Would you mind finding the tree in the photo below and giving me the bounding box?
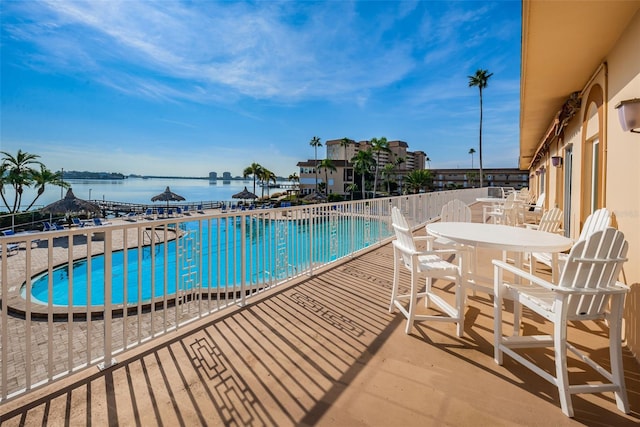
[318,158,336,196]
[381,163,395,195]
[25,165,69,211]
[309,136,322,194]
[242,162,263,196]
[258,167,276,198]
[394,157,405,195]
[345,183,359,201]
[468,68,493,187]
[370,137,390,198]
[404,169,432,194]
[1,149,43,212]
[351,149,375,199]
[469,148,476,169]
[339,137,351,163]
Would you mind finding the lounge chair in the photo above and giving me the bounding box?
[0,243,19,256]
[123,212,138,222]
[72,218,91,228]
[93,218,111,226]
[157,207,166,218]
[197,204,205,214]
[144,209,155,220]
[182,205,191,215]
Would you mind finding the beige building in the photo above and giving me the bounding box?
[520,1,640,360]
[298,139,427,196]
[431,168,528,190]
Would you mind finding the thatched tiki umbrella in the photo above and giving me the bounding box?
[151,186,185,207]
[232,186,258,204]
[42,188,101,216]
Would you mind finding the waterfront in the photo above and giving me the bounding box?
[7,177,288,211]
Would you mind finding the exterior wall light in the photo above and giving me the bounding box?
[551,156,563,167]
[615,98,640,133]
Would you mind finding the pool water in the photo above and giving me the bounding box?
[28,215,390,306]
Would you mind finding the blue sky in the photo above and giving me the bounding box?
[1,0,521,178]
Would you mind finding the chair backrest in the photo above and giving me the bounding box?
[2,230,15,237]
[440,199,471,223]
[578,208,611,242]
[531,193,545,212]
[93,218,103,226]
[503,192,517,209]
[559,227,628,318]
[535,207,562,233]
[72,218,82,226]
[391,207,416,268]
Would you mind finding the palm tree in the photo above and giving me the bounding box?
[394,157,405,194]
[1,149,43,212]
[351,149,375,199]
[242,162,263,196]
[318,158,336,196]
[345,183,358,201]
[469,148,476,168]
[258,167,276,198]
[25,165,69,211]
[381,163,395,195]
[340,137,351,163]
[370,137,390,198]
[309,136,322,194]
[468,68,493,187]
[404,169,432,194]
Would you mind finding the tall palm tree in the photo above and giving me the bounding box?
[345,183,358,201]
[381,163,395,195]
[258,167,277,198]
[25,165,69,211]
[394,157,405,195]
[339,137,351,163]
[468,68,493,187]
[351,149,375,199]
[242,162,263,196]
[309,136,322,194]
[1,149,43,212]
[468,148,476,168]
[370,137,390,198]
[318,158,336,196]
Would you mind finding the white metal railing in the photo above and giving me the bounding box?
[0,188,487,402]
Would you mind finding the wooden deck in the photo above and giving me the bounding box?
[1,203,638,426]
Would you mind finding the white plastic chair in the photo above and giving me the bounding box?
[483,192,519,225]
[524,193,546,223]
[524,207,562,234]
[530,208,610,280]
[389,207,465,337]
[433,199,472,248]
[493,227,629,417]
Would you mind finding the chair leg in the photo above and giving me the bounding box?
[493,265,504,365]
[553,316,573,417]
[609,297,630,413]
[455,276,464,337]
[389,249,400,313]
[405,268,419,334]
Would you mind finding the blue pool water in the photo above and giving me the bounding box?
[28,216,390,306]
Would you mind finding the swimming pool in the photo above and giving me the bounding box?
[27,215,391,306]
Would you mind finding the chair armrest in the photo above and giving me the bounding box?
[493,259,556,290]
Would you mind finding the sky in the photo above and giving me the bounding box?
[1,0,522,178]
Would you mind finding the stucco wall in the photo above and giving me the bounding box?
[604,10,640,358]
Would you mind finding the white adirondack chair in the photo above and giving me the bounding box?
[389,207,465,337]
[483,192,520,225]
[433,199,472,248]
[524,207,562,234]
[524,193,546,223]
[493,227,629,417]
[530,208,611,280]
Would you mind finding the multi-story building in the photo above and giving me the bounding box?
[430,168,529,191]
[298,139,427,197]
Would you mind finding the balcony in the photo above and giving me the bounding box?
[1,193,638,425]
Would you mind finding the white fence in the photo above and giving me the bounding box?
[0,188,487,402]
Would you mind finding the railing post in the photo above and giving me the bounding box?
[239,214,247,306]
[99,229,115,370]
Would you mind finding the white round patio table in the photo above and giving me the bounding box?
[427,222,573,286]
